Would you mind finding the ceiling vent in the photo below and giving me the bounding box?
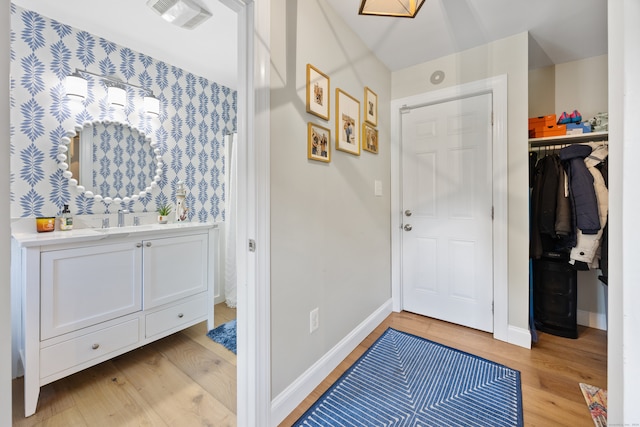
[146,0,212,30]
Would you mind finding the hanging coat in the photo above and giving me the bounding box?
[555,162,572,236]
[530,155,561,258]
[597,157,609,283]
[570,143,609,267]
[559,144,600,235]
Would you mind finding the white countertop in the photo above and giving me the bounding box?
[12,218,217,248]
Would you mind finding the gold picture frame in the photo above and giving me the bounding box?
[335,88,360,155]
[364,86,378,126]
[306,64,330,121]
[362,122,378,154]
[308,122,331,163]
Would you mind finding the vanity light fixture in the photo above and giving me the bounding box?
[66,69,162,116]
[107,84,127,107]
[358,0,426,18]
[144,95,160,116]
[64,72,88,100]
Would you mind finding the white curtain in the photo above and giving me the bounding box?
[224,132,237,308]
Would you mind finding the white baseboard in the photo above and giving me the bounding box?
[577,309,608,331]
[507,325,532,349]
[270,299,393,426]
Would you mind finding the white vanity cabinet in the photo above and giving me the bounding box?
[143,234,208,309]
[143,233,210,338]
[11,223,217,417]
[40,241,143,341]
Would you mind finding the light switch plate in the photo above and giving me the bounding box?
[374,180,383,197]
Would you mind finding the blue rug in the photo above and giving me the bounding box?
[294,328,523,426]
[206,319,236,354]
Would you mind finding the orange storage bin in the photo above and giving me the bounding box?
[530,124,566,138]
[528,115,557,130]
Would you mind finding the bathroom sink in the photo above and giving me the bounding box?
[95,224,157,233]
[93,221,213,236]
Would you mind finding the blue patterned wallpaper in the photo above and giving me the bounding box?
[10,4,236,221]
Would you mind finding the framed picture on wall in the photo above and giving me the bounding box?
[362,122,378,154]
[306,64,330,120]
[364,86,378,126]
[335,88,360,155]
[308,122,331,163]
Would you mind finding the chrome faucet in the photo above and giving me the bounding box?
[117,209,129,227]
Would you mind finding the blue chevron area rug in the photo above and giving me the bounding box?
[294,328,523,426]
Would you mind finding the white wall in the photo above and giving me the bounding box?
[528,55,609,330]
[392,33,531,331]
[556,55,608,120]
[1,1,12,424]
[270,0,392,397]
[528,67,555,117]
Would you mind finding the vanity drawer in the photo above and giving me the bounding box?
[40,319,139,379]
[145,296,207,338]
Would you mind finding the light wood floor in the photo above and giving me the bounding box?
[13,308,606,426]
[11,303,237,427]
[280,311,607,427]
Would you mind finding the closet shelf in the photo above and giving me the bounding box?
[529,131,608,148]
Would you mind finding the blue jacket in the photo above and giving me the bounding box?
[559,144,600,235]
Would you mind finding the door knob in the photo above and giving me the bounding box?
[404,224,412,231]
[404,210,412,217]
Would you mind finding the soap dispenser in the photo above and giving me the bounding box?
[59,204,73,231]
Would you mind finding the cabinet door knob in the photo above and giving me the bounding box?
[145,242,152,247]
[136,243,143,248]
[178,313,184,318]
[91,343,100,350]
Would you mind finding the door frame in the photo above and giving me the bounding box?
[390,76,510,344]
[221,0,271,425]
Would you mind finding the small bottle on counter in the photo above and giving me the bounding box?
[59,204,73,231]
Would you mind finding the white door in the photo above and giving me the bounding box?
[401,93,494,332]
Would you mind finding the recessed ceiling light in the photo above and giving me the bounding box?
[146,0,212,29]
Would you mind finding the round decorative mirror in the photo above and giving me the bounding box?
[57,120,163,205]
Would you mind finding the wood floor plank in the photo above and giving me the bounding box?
[63,360,168,427]
[151,332,237,413]
[110,339,236,427]
[180,321,237,367]
[35,407,88,427]
[214,303,237,326]
[12,377,77,427]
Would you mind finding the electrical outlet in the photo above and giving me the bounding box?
[310,308,319,333]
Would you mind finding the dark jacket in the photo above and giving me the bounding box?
[560,144,600,234]
[597,158,609,283]
[530,154,573,258]
[555,164,572,236]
